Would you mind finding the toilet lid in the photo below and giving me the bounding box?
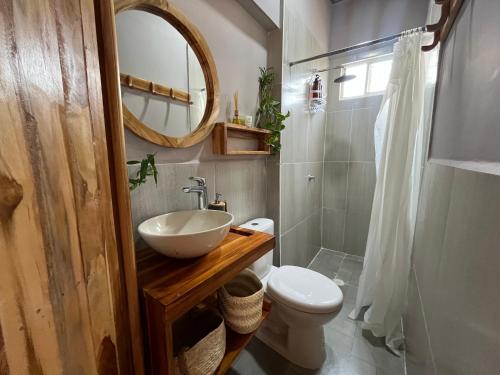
[267,266,343,314]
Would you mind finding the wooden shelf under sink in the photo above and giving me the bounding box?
[212,122,272,155]
[136,226,275,375]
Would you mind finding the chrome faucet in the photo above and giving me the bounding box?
[182,176,208,210]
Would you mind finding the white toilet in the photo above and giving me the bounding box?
[241,218,343,369]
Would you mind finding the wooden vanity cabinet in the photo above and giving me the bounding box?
[136,227,275,374]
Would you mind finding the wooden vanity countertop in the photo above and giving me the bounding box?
[136,226,275,319]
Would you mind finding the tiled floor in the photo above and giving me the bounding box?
[229,248,405,375]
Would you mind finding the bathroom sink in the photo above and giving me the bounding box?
[138,210,234,258]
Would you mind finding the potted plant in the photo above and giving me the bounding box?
[127,153,158,191]
[255,67,290,154]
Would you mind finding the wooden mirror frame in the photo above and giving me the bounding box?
[114,0,220,148]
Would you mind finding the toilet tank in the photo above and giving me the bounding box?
[240,218,274,279]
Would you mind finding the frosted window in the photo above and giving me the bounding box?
[341,64,367,99]
[340,54,393,100]
[367,60,392,93]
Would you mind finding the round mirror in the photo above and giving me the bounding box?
[115,1,219,147]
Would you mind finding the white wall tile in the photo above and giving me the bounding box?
[406,164,500,375]
[214,159,267,225]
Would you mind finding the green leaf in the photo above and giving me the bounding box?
[256,66,290,153]
[139,160,148,180]
[127,153,160,190]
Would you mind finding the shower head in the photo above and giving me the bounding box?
[334,74,357,84]
[333,66,356,84]
[312,66,357,84]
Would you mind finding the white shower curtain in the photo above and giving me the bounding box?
[349,31,428,353]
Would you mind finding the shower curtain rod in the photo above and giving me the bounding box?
[289,26,427,67]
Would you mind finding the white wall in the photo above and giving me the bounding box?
[405,1,500,374]
[125,0,268,164]
[253,0,280,27]
[330,0,428,51]
[236,0,281,30]
[429,0,500,175]
[126,0,272,244]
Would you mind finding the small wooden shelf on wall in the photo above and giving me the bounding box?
[213,122,272,155]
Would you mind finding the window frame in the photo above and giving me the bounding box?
[339,53,393,101]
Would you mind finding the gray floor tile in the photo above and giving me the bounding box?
[230,250,403,375]
[327,303,358,337]
[290,351,379,375]
[336,256,364,286]
[336,267,352,285]
[333,355,378,375]
[341,256,364,272]
[351,330,405,374]
[229,338,291,375]
[325,327,355,355]
[286,347,340,375]
[339,284,358,305]
[320,248,345,257]
[348,273,362,287]
[308,250,345,278]
[346,254,364,262]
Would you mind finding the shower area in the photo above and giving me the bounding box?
[320,50,389,259]
[279,22,394,269]
[278,0,435,355]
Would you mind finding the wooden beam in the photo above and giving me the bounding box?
[95,0,146,374]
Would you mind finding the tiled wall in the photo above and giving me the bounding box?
[404,164,500,374]
[322,0,428,259]
[321,50,386,257]
[129,159,267,242]
[279,0,332,267]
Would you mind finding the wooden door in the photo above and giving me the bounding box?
[0,0,135,373]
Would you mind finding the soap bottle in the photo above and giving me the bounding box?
[311,74,322,99]
[208,193,227,212]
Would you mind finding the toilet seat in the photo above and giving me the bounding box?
[267,266,343,314]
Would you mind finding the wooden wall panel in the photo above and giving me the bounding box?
[0,0,133,374]
[93,0,145,373]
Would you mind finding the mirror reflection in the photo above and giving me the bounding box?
[116,10,207,138]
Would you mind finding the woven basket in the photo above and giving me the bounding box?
[218,268,264,334]
[173,307,226,375]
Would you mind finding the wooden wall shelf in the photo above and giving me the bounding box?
[213,122,272,155]
[136,226,275,374]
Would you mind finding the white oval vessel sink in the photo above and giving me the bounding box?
[138,210,234,258]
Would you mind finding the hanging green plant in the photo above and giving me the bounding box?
[127,153,158,191]
[255,67,290,154]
